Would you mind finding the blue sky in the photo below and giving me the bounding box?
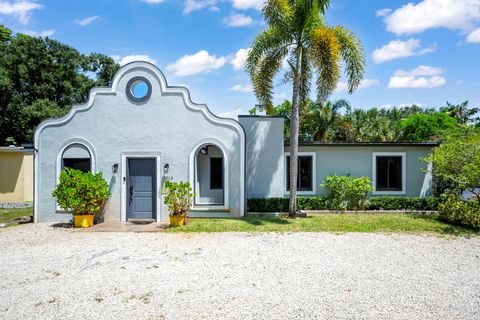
[0,0,479,118]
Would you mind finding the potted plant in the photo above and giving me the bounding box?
[163,180,195,227]
[52,168,110,228]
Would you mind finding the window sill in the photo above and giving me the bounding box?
[372,190,406,196]
[190,206,230,212]
[284,190,316,196]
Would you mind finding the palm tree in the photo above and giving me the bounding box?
[441,100,479,125]
[302,99,350,142]
[246,0,365,217]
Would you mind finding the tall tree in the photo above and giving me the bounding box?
[440,100,479,125]
[0,25,119,144]
[302,99,349,141]
[246,0,365,217]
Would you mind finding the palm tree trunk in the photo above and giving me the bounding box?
[288,48,303,218]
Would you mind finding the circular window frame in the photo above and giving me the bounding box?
[126,76,152,103]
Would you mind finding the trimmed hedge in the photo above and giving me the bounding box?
[247,196,439,212]
[367,196,439,211]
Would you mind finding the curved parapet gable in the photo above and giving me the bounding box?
[34,61,244,147]
[34,61,246,222]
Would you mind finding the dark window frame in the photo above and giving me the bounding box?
[62,158,92,173]
[375,155,403,192]
[210,157,224,190]
[286,155,313,192]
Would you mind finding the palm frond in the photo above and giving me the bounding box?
[309,26,341,102]
[263,0,293,31]
[251,47,288,112]
[333,26,366,93]
[246,27,290,75]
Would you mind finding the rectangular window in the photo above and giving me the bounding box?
[286,156,313,191]
[62,158,91,173]
[376,156,402,191]
[210,157,223,189]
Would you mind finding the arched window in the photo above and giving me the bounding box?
[61,144,92,173]
[194,144,225,205]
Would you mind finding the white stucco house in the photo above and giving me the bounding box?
[34,61,437,223]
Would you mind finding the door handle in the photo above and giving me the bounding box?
[129,185,133,203]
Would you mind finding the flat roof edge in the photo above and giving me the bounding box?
[238,115,285,119]
[285,142,441,147]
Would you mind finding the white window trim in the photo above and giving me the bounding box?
[284,152,317,196]
[372,152,406,196]
[189,139,230,211]
[121,152,162,223]
[55,140,96,212]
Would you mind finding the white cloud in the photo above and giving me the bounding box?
[166,50,226,76]
[111,54,157,66]
[218,108,246,119]
[230,47,250,70]
[388,65,446,89]
[183,0,218,14]
[222,13,254,27]
[140,0,165,4]
[375,8,392,17]
[383,0,480,36]
[22,29,54,37]
[372,39,435,64]
[0,0,43,24]
[232,0,263,10]
[74,15,99,26]
[336,78,380,91]
[229,84,253,92]
[467,27,480,43]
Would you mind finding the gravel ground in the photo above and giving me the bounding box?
[1,224,479,320]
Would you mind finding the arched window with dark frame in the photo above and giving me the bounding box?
[194,144,225,206]
[61,144,92,173]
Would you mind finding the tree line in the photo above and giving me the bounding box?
[0,25,119,145]
[250,99,480,143]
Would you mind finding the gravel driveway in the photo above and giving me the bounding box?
[1,224,479,320]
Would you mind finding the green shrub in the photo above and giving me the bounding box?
[297,197,327,210]
[247,196,439,212]
[52,168,110,215]
[367,197,439,211]
[163,180,195,216]
[321,175,374,211]
[247,198,289,212]
[438,192,480,228]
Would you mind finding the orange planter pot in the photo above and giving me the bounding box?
[169,215,186,227]
[73,215,95,228]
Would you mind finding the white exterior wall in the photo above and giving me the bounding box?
[34,62,245,222]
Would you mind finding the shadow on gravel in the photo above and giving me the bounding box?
[50,222,73,229]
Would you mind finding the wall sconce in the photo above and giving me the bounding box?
[163,163,169,174]
[112,163,118,173]
[200,146,208,155]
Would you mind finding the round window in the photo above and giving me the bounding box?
[126,76,152,102]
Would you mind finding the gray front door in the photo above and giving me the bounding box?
[127,158,156,220]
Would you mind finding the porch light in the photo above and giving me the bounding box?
[163,163,169,174]
[112,163,118,173]
[200,146,208,155]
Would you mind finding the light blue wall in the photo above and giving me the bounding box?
[284,145,433,197]
[239,116,285,198]
[34,62,245,222]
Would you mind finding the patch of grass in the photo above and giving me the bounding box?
[0,207,33,225]
[164,214,479,236]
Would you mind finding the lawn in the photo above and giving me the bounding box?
[0,207,33,226]
[165,214,479,236]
